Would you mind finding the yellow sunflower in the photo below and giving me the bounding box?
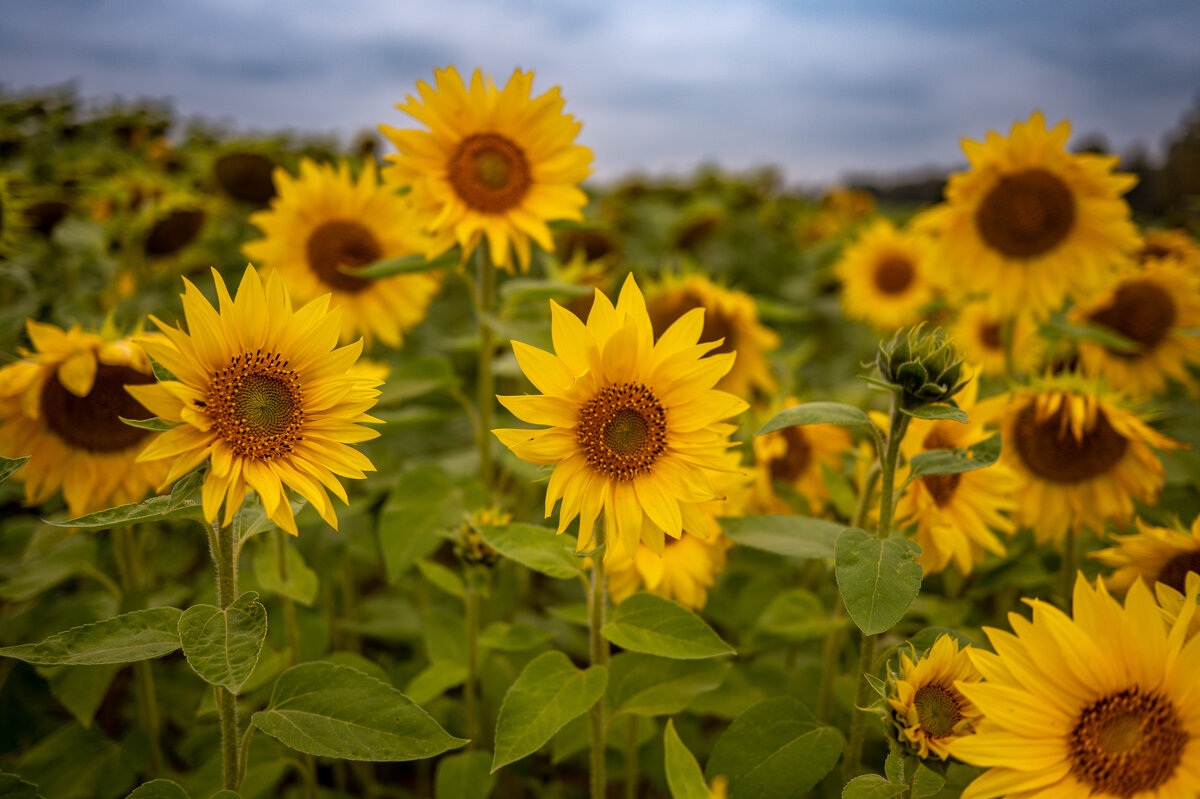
[950,575,1200,799]
[0,320,168,516]
[644,273,780,400]
[835,218,936,331]
[493,275,748,561]
[243,158,442,348]
[915,111,1140,318]
[887,634,983,760]
[796,186,876,245]
[951,302,1041,377]
[987,381,1180,546]
[1072,255,1200,398]
[129,266,381,535]
[752,396,853,515]
[380,66,593,273]
[1141,228,1200,272]
[1156,573,1200,642]
[1093,515,1200,594]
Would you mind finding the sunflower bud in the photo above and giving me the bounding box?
[876,325,967,408]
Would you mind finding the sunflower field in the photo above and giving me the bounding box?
[1,69,1200,799]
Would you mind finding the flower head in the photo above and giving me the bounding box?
[887,634,983,760]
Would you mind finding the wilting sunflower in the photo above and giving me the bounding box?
[0,320,168,516]
[915,112,1139,318]
[887,634,983,760]
[380,66,593,273]
[752,396,853,515]
[244,158,442,348]
[835,218,936,331]
[950,575,1200,799]
[951,302,1041,377]
[1071,256,1200,398]
[130,266,381,535]
[988,380,1180,546]
[493,275,748,560]
[1093,515,1200,594]
[645,273,780,400]
[1141,228,1200,272]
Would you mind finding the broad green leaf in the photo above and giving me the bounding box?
[841,775,907,799]
[252,661,466,761]
[911,763,946,798]
[719,515,843,560]
[0,771,40,799]
[378,356,459,403]
[435,751,496,799]
[353,249,458,279]
[835,528,923,635]
[178,592,268,694]
[209,793,240,799]
[16,723,127,799]
[475,523,582,579]
[491,651,608,771]
[1047,318,1140,353]
[0,608,182,665]
[417,559,466,599]
[903,434,1001,483]
[479,622,553,652]
[166,467,204,509]
[0,455,29,484]
[899,404,968,423]
[884,752,904,784]
[705,697,843,798]
[46,495,205,530]
[609,654,729,717]
[125,780,191,798]
[753,589,845,642]
[757,401,876,435]
[378,466,459,581]
[821,461,858,520]
[663,719,710,799]
[499,278,594,305]
[550,714,656,764]
[252,542,318,606]
[405,661,469,705]
[602,593,734,659]
[118,416,175,432]
[44,663,121,727]
[0,533,99,602]
[324,651,389,684]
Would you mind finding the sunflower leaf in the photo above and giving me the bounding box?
[1046,318,1140,354]
[177,591,268,694]
[252,540,318,606]
[0,772,42,799]
[118,416,175,432]
[124,779,192,798]
[899,404,968,423]
[663,719,711,799]
[0,454,29,485]
[899,434,1001,496]
[841,774,907,799]
[474,523,582,579]
[608,653,730,717]
[719,515,844,560]
[352,250,459,279]
[602,593,734,659]
[756,401,876,435]
[45,494,206,530]
[835,529,923,636]
[435,751,496,799]
[0,607,183,665]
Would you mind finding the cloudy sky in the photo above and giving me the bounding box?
[2,0,1198,185]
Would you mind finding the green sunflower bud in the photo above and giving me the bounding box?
[876,325,967,408]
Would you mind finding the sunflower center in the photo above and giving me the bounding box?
[979,322,1003,351]
[919,430,962,506]
[874,255,915,295]
[649,290,736,355]
[914,683,963,739]
[1087,281,1177,357]
[214,152,276,206]
[39,364,155,453]
[577,383,667,481]
[1068,687,1187,798]
[975,168,1076,259]
[769,426,812,483]
[305,220,381,294]
[144,209,206,257]
[207,352,304,460]
[448,133,531,213]
[1013,403,1128,483]
[1157,549,1200,593]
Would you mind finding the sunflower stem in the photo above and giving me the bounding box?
[476,246,496,503]
[814,598,848,724]
[213,520,241,792]
[1002,316,1018,381]
[588,529,610,799]
[623,714,639,799]
[1061,527,1077,606]
[464,578,481,748]
[273,528,318,799]
[112,527,165,775]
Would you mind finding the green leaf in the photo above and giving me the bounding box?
[209,792,240,799]
[1047,318,1140,353]
[252,541,318,606]
[719,515,843,560]
[753,589,846,642]
[352,249,459,279]
[378,466,459,582]
[0,455,30,485]
[44,663,121,727]
[479,622,553,652]
[166,467,204,509]
[602,593,734,659]
[757,401,876,435]
[705,697,843,798]
[835,529,923,636]
[435,751,496,799]
[474,523,582,579]
[0,608,183,665]
[609,654,729,717]
[178,592,268,694]
[378,357,459,403]
[821,461,858,520]
[232,494,276,547]
[491,651,608,771]
[499,278,595,305]
[416,559,466,599]
[125,780,191,799]
[899,404,968,423]
[663,719,710,799]
[404,661,469,705]
[884,752,904,784]
[118,416,175,432]
[0,771,41,799]
[45,495,205,530]
[841,775,907,799]
[252,661,467,761]
[904,433,1001,482]
[911,763,946,798]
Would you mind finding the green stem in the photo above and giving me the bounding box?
[1061,528,1077,606]
[213,521,240,792]
[841,632,878,783]
[476,247,496,503]
[1002,316,1017,382]
[623,715,639,799]
[113,528,165,775]
[273,529,302,665]
[464,579,481,748]
[589,527,610,799]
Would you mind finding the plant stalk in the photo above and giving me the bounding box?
[213,521,240,792]
[112,527,165,775]
[272,528,317,799]
[476,247,496,502]
[588,528,610,799]
[465,579,481,748]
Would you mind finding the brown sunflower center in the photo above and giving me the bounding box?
[1087,281,1177,357]
[1013,403,1128,483]
[874,255,916,295]
[305,220,381,294]
[40,363,156,453]
[979,321,1003,351]
[769,426,812,483]
[214,152,276,206]
[207,352,304,460]
[557,229,618,263]
[920,429,962,506]
[975,168,1076,259]
[914,683,963,738]
[448,133,531,213]
[144,209,206,257]
[577,383,667,481]
[1068,687,1187,798]
[648,290,736,356]
[1157,549,1200,593]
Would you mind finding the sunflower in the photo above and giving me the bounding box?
[1093,516,1200,594]
[644,273,780,400]
[950,575,1200,799]
[835,218,936,331]
[796,186,876,245]
[0,320,168,516]
[129,266,381,535]
[951,302,1041,378]
[1156,573,1200,642]
[752,396,853,515]
[243,158,442,348]
[493,275,748,561]
[1140,228,1200,272]
[914,112,1140,318]
[1071,255,1200,398]
[380,66,593,273]
[989,381,1180,546]
[887,634,983,760]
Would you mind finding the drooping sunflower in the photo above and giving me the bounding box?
[1093,515,1200,594]
[950,575,1200,799]
[493,275,748,561]
[1071,255,1200,398]
[380,66,593,273]
[950,302,1041,378]
[1141,228,1200,272]
[835,218,936,331]
[914,112,1140,318]
[644,273,780,400]
[887,634,983,760]
[752,396,853,515]
[130,266,381,535]
[0,320,168,516]
[243,158,442,348]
